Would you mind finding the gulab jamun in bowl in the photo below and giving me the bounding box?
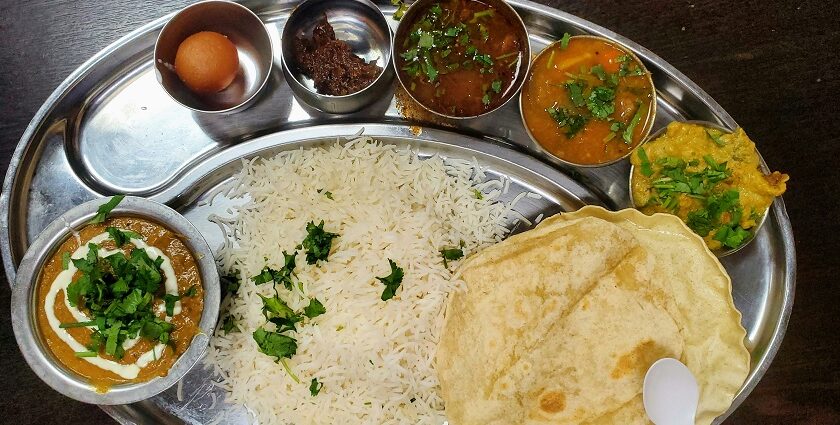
[154,0,272,113]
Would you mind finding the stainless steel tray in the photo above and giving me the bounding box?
[0,1,795,423]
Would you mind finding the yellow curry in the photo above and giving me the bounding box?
[630,122,788,250]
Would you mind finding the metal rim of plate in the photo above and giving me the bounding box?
[0,1,795,424]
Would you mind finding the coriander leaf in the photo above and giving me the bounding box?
[560,32,571,49]
[705,129,726,146]
[482,93,491,105]
[184,284,198,297]
[400,48,418,61]
[418,33,434,48]
[686,209,715,236]
[440,248,464,268]
[221,315,239,334]
[565,81,586,107]
[253,327,298,361]
[637,147,654,177]
[302,221,339,265]
[393,1,408,20]
[547,106,588,138]
[491,80,502,93]
[90,195,125,224]
[106,227,141,247]
[473,189,483,199]
[622,104,644,144]
[590,64,607,81]
[303,298,326,319]
[221,271,241,294]
[259,294,296,321]
[377,259,404,301]
[309,378,323,396]
[163,293,180,316]
[586,86,616,120]
[61,252,71,270]
[423,56,438,82]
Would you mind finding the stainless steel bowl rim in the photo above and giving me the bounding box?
[10,196,220,405]
[519,34,658,167]
[153,0,273,114]
[279,0,394,103]
[392,0,532,120]
[627,120,771,257]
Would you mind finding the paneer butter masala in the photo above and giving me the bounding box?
[36,215,203,391]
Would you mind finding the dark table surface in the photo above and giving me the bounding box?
[1,0,838,423]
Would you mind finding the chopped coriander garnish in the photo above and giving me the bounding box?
[63,241,173,359]
[392,0,408,20]
[705,129,726,146]
[637,147,654,177]
[184,284,198,297]
[491,80,502,93]
[547,105,588,138]
[377,259,404,301]
[221,315,239,334]
[590,64,607,81]
[586,86,616,120]
[90,195,125,224]
[440,248,464,268]
[301,221,339,265]
[252,327,297,362]
[303,298,326,319]
[61,252,71,270]
[74,351,98,358]
[309,378,323,396]
[560,32,571,49]
[482,93,491,105]
[163,293,180,316]
[106,226,141,247]
[221,271,241,295]
[622,104,645,144]
[565,81,586,107]
[59,320,96,329]
[473,189,483,199]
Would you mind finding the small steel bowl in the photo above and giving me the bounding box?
[520,35,657,168]
[628,120,771,257]
[11,196,220,404]
[154,0,273,114]
[280,0,394,114]
[393,0,530,120]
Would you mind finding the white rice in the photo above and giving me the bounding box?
[206,138,513,424]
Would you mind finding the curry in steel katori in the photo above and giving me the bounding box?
[631,122,789,251]
[436,206,750,425]
[36,197,203,391]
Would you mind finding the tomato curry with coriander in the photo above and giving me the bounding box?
[35,196,203,391]
[521,35,656,165]
[396,0,526,117]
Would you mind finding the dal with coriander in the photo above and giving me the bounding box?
[630,122,789,251]
[521,36,655,165]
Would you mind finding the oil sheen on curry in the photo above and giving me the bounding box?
[522,36,656,165]
[396,0,526,117]
[36,216,203,391]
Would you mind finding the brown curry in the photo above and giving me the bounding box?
[36,216,203,391]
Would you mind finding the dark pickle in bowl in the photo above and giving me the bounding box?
[396,0,526,117]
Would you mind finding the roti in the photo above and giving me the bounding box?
[436,206,750,425]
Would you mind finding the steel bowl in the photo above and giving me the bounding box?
[628,120,771,257]
[520,35,657,168]
[10,196,220,404]
[280,0,394,114]
[154,0,273,114]
[393,0,530,120]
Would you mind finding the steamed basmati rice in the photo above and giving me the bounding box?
[206,138,514,424]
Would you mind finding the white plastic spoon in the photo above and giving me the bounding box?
[643,358,699,425]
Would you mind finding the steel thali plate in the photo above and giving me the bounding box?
[0,1,795,423]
